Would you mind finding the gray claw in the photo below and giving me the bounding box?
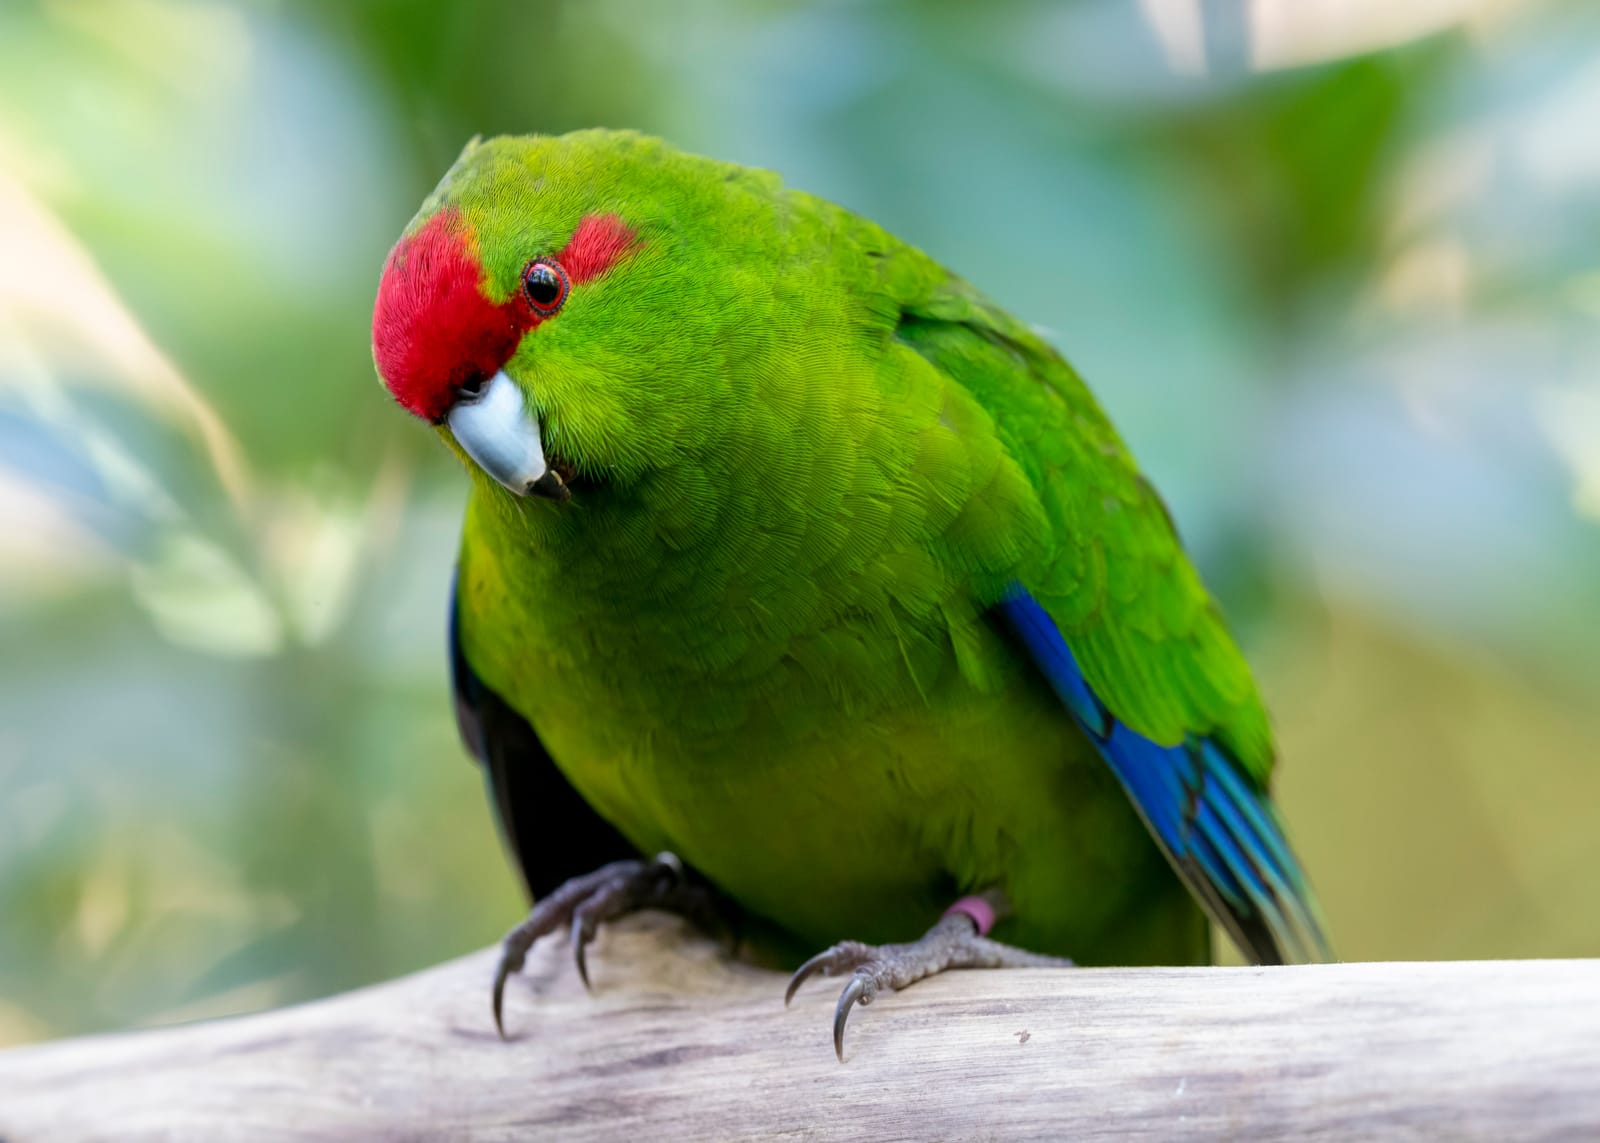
[784,949,831,1007]
[492,853,718,1036]
[492,957,512,1039]
[492,941,530,1039]
[789,908,1073,1063]
[832,975,871,1061]
[784,940,873,1007]
[571,919,593,991]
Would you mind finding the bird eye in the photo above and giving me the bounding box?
[457,371,487,398]
[521,259,570,316]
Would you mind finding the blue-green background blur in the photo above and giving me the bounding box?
[3,0,1598,1045]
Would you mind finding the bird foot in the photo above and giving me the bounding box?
[492,852,721,1036]
[785,905,1073,1061]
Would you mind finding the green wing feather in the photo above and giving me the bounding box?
[890,268,1274,783]
[857,247,1326,961]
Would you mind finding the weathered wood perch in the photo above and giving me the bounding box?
[1,915,1596,1141]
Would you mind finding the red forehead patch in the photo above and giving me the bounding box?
[372,209,525,422]
[372,209,639,422]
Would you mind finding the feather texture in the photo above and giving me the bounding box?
[381,130,1328,967]
[449,572,637,900]
[995,587,1328,963]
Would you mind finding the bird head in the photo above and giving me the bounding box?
[372,132,743,504]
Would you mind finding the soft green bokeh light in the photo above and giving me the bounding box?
[2,0,1597,1045]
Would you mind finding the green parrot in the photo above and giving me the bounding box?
[372,129,1327,1059]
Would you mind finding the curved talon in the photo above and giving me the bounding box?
[784,949,832,1007]
[832,975,870,1061]
[490,852,719,1035]
[571,916,593,991]
[789,899,1070,1062]
[784,940,873,1008]
[492,953,517,1039]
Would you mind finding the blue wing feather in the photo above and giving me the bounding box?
[995,586,1329,964]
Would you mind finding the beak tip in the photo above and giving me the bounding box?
[448,369,561,500]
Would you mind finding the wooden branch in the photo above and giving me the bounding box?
[1,915,1596,1141]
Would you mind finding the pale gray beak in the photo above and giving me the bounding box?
[446,370,569,500]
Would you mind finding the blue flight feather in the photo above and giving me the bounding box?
[995,586,1329,964]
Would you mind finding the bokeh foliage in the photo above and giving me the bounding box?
[2,0,1598,1044]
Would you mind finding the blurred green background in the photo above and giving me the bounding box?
[3,0,1599,1046]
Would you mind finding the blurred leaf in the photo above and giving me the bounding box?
[2,0,1598,1047]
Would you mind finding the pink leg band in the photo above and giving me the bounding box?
[943,895,996,936]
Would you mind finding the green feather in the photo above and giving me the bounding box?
[409,129,1316,966]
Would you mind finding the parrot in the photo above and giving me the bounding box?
[370,129,1328,1060]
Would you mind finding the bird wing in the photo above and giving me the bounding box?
[892,270,1329,964]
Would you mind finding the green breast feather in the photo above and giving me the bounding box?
[381,130,1325,968]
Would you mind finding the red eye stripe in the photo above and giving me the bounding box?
[372,209,640,422]
[557,213,639,284]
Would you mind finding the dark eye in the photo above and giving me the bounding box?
[521,259,570,316]
[457,371,487,397]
